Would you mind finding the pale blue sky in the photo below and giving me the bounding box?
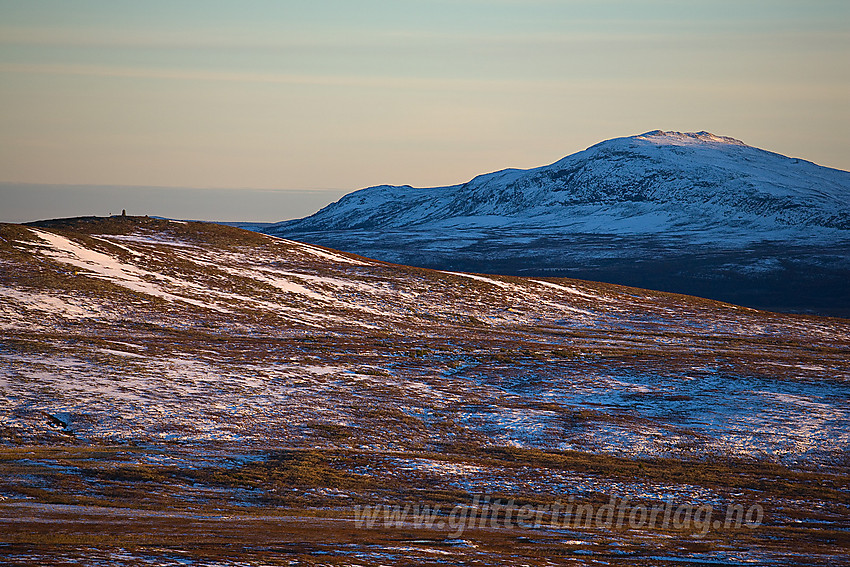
[1,0,848,221]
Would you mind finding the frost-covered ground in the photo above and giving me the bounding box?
[0,217,848,565]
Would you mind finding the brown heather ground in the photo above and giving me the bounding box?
[0,217,848,565]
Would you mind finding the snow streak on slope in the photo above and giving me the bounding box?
[27,228,229,313]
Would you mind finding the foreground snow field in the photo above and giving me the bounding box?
[1,217,848,565]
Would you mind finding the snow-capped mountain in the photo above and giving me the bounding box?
[274,131,850,234]
[264,131,850,317]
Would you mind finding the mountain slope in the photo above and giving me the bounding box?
[279,131,850,234]
[1,217,849,565]
[265,131,850,317]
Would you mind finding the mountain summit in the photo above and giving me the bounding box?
[275,130,849,236]
[263,131,850,316]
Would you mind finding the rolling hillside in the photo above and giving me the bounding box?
[1,216,848,565]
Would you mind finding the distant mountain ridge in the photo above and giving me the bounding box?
[275,130,850,236]
[262,131,850,317]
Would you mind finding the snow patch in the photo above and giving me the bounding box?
[27,228,229,313]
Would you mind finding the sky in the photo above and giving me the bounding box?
[1,0,848,222]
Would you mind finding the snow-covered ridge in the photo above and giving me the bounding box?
[635,130,748,146]
[269,130,850,235]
